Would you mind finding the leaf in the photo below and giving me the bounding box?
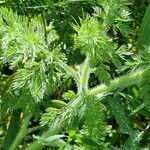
[83,96,106,145]
[140,69,150,111]
[40,107,59,127]
[62,90,77,101]
[45,135,66,142]
[137,4,150,50]
[108,97,133,134]
[122,137,139,150]
[129,103,145,117]
[111,54,122,69]
[51,100,67,106]
[121,131,144,150]
[0,1,5,4]
[96,64,111,85]
[47,139,66,147]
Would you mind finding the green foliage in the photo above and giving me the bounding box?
[83,96,107,149]
[108,96,133,134]
[95,64,111,85]
[1,0,150,150]
[138,4,150,50]
[74,17,112,55]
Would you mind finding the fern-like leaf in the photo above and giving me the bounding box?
[83,95,107,149]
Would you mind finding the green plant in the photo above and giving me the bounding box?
[1,0,150,150]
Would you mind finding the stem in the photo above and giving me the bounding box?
[3,109,21,150]
[27,126,41,134]
[89,69,144,96]
[79,55,90,94]
[9,114,32,150]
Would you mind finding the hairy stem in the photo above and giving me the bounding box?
[89,69,145,96]
[79,55,90,94]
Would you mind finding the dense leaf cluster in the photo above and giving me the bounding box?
[1,0,150,150]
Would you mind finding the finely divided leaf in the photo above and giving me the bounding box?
[108,97,133,134]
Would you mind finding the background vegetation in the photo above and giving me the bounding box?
[1,0,150,149]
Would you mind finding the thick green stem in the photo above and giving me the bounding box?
[3,109,21,150]
[89,70,145,96]
[9,114,32,150]
[79,55,90,94]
